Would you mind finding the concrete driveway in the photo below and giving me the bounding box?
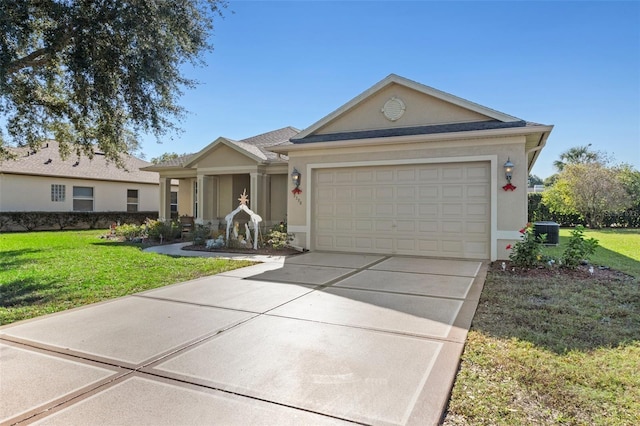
[0,252,487,425]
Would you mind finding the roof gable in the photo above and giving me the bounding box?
[185,137,265,168]
[293,74,522,142]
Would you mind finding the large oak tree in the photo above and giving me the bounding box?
[0,0,225,166]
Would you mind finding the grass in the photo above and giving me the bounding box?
[0,230,254,325]
[544,228,640,277]
[445,228,640,425]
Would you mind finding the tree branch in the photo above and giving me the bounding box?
[6,48,54,75]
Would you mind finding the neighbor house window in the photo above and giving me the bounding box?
[127,189,139,212]
[73,186,94,211]
[170,191,178,213]
[51,184,65,202]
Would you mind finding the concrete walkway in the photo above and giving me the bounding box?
[1,248,487,425]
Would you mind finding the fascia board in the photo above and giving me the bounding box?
[270,125,554,154]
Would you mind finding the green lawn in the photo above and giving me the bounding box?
[445,228,640,425]
[545,228,640,277]
[0,230,254,325]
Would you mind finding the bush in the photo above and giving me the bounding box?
[265,222,294,249]
[114,223,143,240]
[507,224,546,268]
[144,218,180,242]
[191,224,212,245]
[561,225,599,268]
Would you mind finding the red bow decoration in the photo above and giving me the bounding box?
[292,188,302,195]
[502,183,517,191]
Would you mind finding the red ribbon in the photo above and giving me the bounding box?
[502,183,517,191]
[292,187,302,195]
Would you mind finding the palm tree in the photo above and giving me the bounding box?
[553,144,601,171]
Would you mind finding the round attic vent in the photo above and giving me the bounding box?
[381,97,406,121]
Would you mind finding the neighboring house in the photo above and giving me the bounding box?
[142,126,297,228]
[0,140,177,213]
[146,74,554,260]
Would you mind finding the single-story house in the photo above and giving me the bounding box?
[145,74,553,260]
[0,140,177,213]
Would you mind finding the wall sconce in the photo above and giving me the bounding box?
[291,168,302,195]
[502,158,516,191]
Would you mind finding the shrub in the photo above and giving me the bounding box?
[561,225,599,268]
[265,222,294,249]
[507,224,547,268]
[115,223,143,240]
[191,224,212,245]
[144,218,180,242]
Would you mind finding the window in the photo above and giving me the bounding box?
[51,184,65,202]
[73,186,94,211]
[170,191,178,213]
[193,181,198,218]
[127,189,139,212]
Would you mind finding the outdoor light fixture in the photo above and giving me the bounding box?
[503,158,516,191]
[291,168,302,195]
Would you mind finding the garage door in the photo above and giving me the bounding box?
[313,162,490,259]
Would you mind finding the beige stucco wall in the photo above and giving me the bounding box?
[193,144,257,169]
[317,83,491,135]
[0,173,160,212]
[269,174,288,223]
[285,134,529,260]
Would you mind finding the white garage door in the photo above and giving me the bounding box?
[313,162,490,259]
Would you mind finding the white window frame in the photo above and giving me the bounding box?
[51,184,66,202]
[127,189,139,212]
[72,186,94,211]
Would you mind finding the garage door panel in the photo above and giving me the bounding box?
[376,204,394,216]
[397,169,417,181]
[397,187,416,199]
[443,185,463,198]
[375,170,394,182]
[467,204,489,216]
[396,221,416,232]
[375,187,394,200]
[396,239,416,251]
[442,204,463,216]
[396,204,415,216]
[313,162,490,259]
[467,185,489,198]
[419,186,439,198]
[442,221,463,233]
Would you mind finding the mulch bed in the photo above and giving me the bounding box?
[490,260,635,282]
[182,244,302,256]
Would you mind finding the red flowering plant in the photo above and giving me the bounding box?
[505,223,547,268]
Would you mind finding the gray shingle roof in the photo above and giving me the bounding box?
[290,120,530,144]
[151,126,299,168]
[0,140,159,184]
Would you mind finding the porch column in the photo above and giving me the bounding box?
[159,177,172,221]
[196,174,205,224]
[201,175,217,224]
[250,172,268,220]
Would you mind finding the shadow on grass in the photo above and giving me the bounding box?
[472,267,640,354]
[0,277,59,308]
[0,248,43,269]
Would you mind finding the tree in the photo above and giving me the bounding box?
[553,144,604,172]
[528,174,543,187]
[0,0,226,166]
[617,164,640,209]
[542,163,633,228]
[151,152,188,164]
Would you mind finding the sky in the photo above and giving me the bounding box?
[139,0,640,179]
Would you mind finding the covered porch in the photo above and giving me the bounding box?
[142,127,297,230]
